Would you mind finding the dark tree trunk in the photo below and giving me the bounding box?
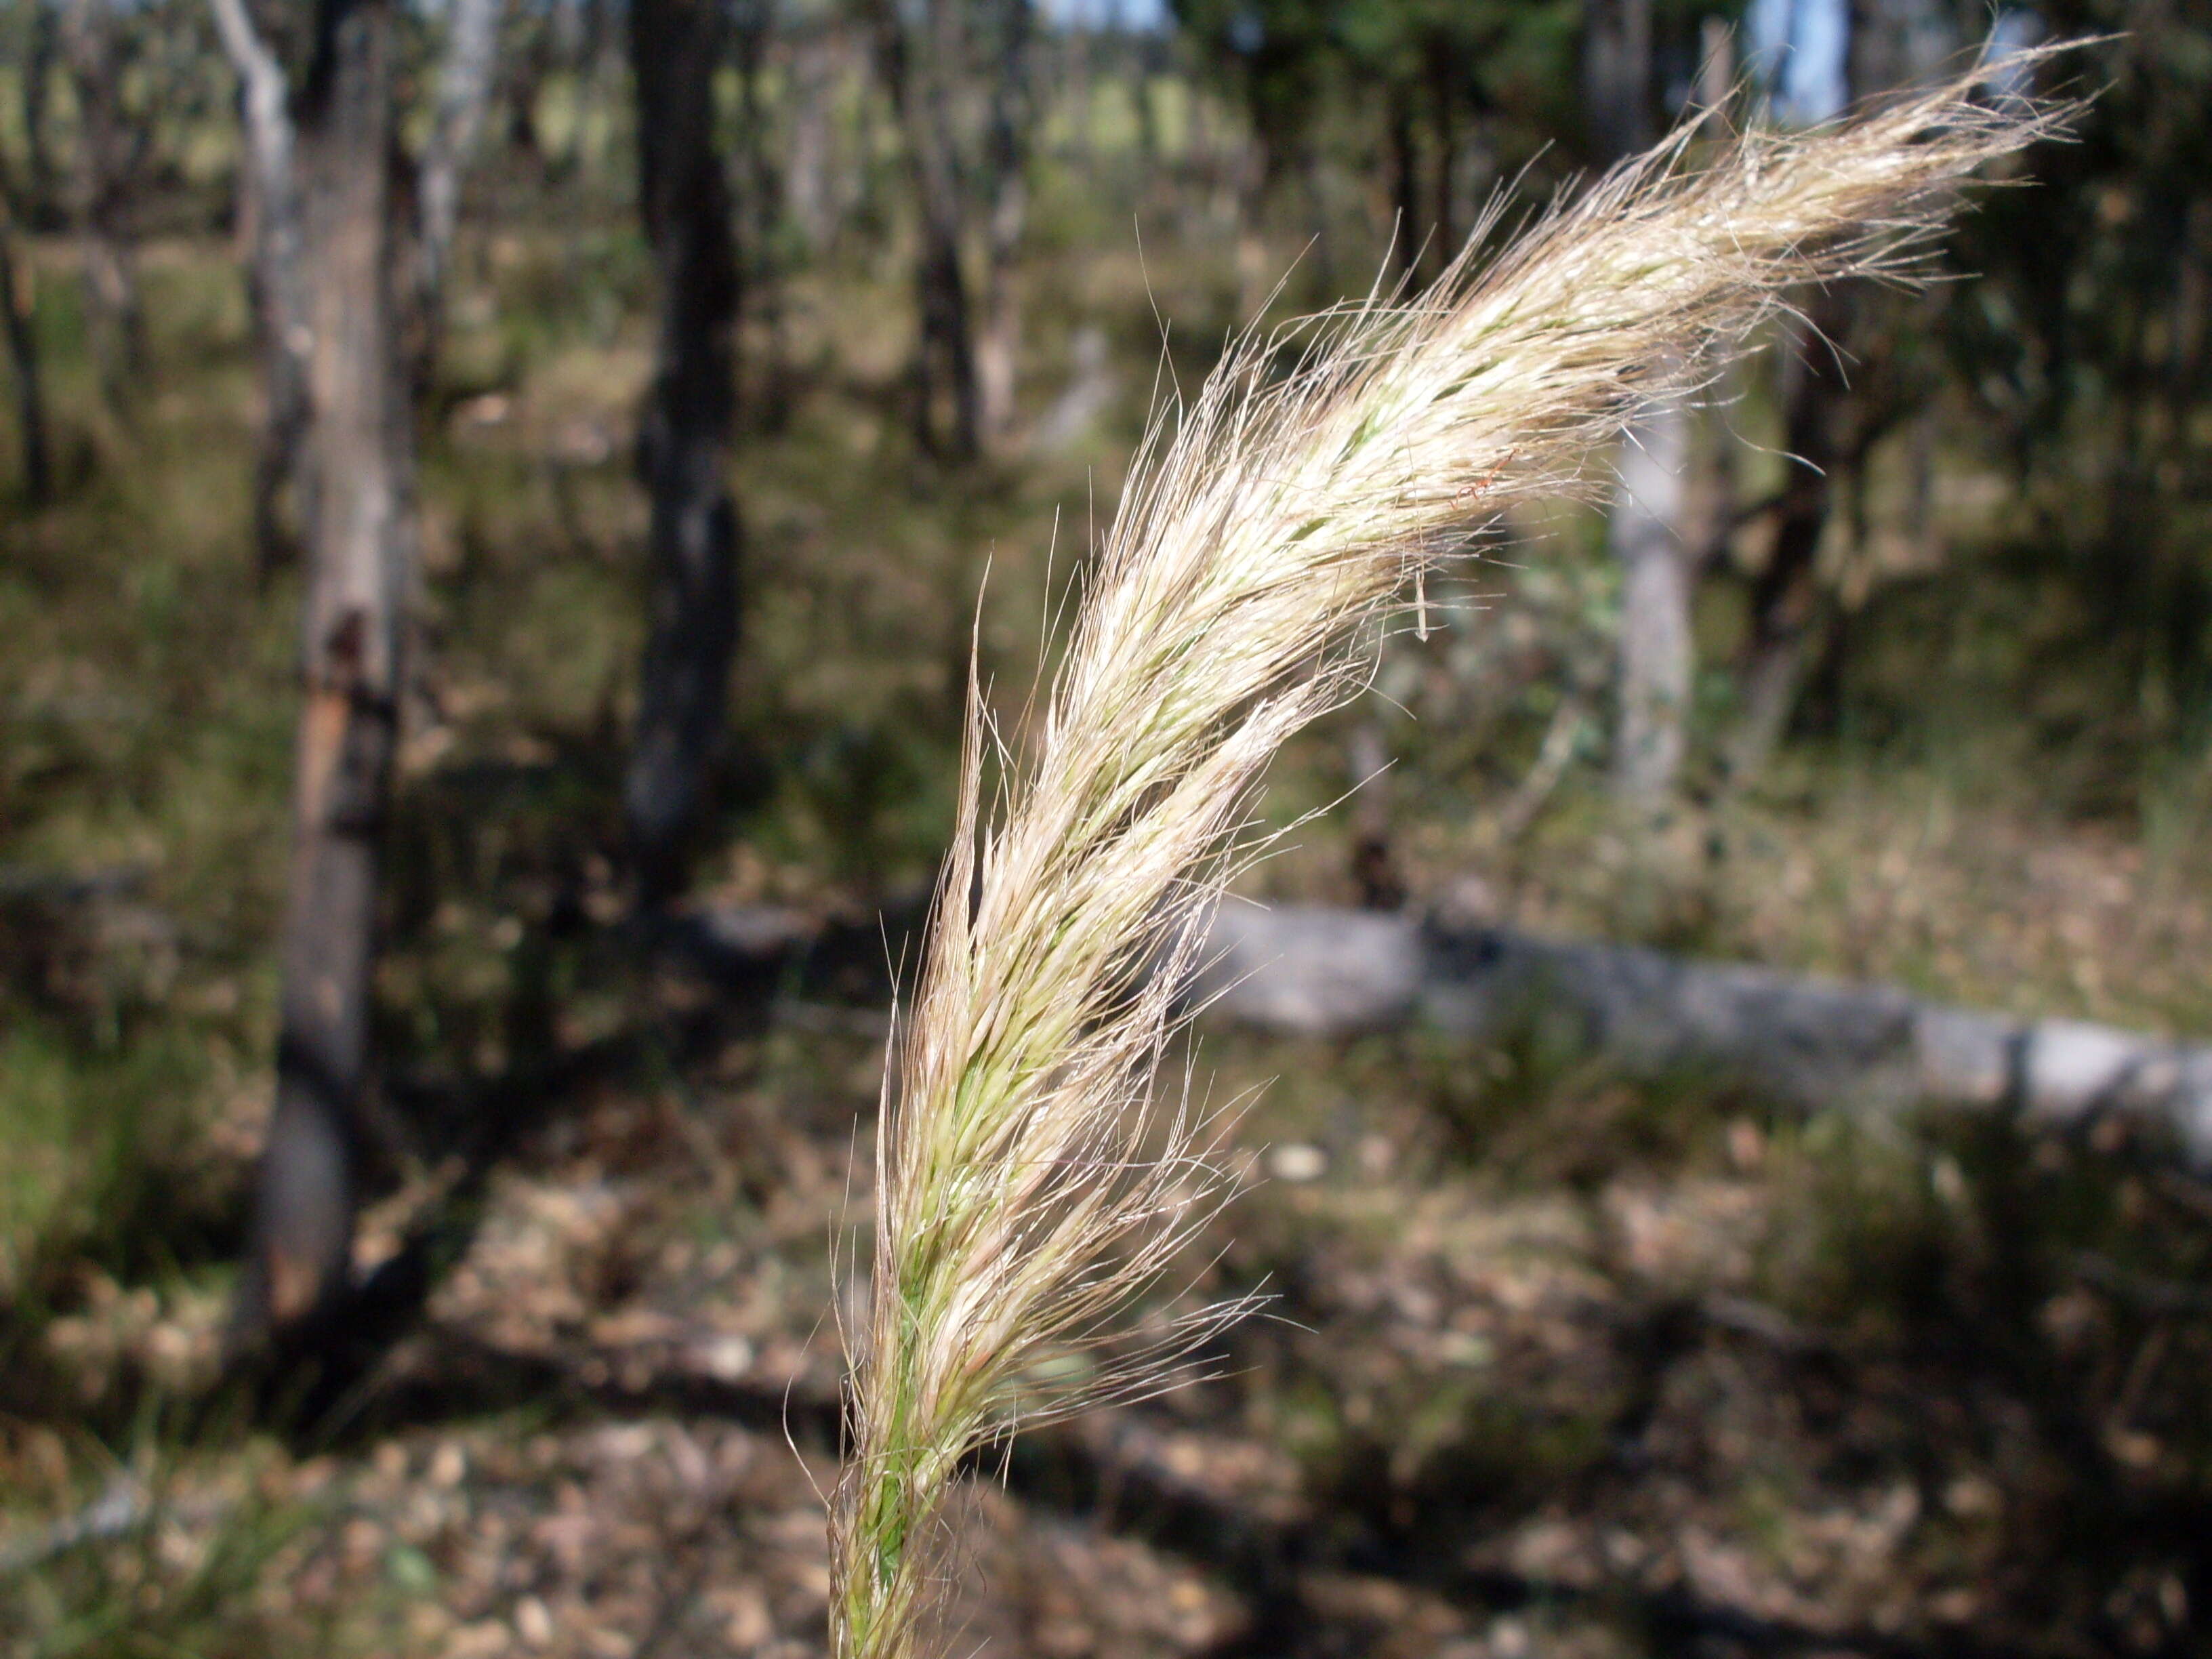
[1727,293,1851,782]
[975,0,1032,447]
[1347,721,1406,910]
[1132,32,1160,178]
[1424,42,1458,268]
[504,1,552,161]
[60,0,146,406]
[241,0,410,1345]
[22,3,58,227]
[868,0,979,461]
[0,109,52,508]
[0,213,50,506]
[625,0,743,899]
[1580,0,1652,165]
[732,0,790,432]
[1387,89,1418,287]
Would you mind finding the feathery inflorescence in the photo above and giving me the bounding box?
[830,62,2071,1659]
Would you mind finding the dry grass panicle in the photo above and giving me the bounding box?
[830,57,2076,1659]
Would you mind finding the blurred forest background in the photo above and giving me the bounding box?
[4,1,2212,1656]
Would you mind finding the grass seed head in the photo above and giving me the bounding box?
[829,56,2076,1659]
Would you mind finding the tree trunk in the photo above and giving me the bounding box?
[211,0,316,578]
[1610,395,1695,811]
[1386,89,1419,287]
[1582,0,1689,815]
[785,30,839,253]
[242,0,410,1344]
[1424,43,1458,269]
[415,0,505,331]
[504,3,552,161]
[22,3,58,228]
[625,0,743,899]
[1580,0,1652,164]
[869,0,979,461]
[1726,296,1850,783]
[732,0,790,432]
[1347,720,1406,910]
[912,0,980,462]
[1132,32,1160,178]
[975,0,1031,449]
[0,162,52,506]
[59,0,145,407]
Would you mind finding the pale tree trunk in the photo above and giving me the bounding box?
[415,0,505,335]
[784,29,839,253]
[1610,396,1695,811]
[210,0,315,576]
[243,0,410,1344]
[1584,0,1692,815]
[974,0,1031,449]
[626,0,743,899]
[60,0,146,407]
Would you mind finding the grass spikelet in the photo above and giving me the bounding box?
[829,60,2073,1659]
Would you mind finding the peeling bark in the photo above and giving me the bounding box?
[240,0,410,1345]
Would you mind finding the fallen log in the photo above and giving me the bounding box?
[1195,905,2212,1171]
[670,897,2212,1170]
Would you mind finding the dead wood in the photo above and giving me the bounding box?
[1196,904,2212,1170]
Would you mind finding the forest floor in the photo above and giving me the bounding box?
[5,177,2212,1659]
